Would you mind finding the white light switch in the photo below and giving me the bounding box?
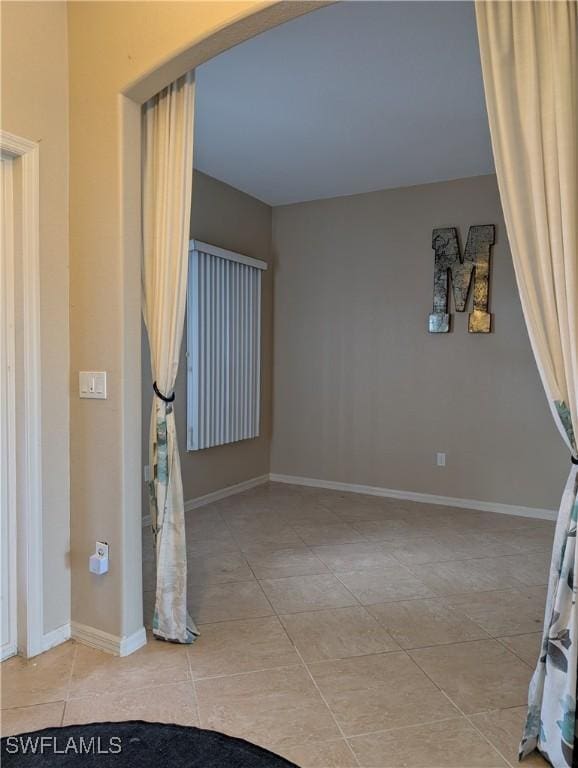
[79,371,107,399]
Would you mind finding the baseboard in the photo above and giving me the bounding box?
[42,623,71,652]
[184,474,269,512]
[119,626,148,656]
[269,473,557,521]
[71,622,147,657]
[142,473,270,527]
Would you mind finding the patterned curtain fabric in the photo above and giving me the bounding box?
[142,71,198,644]
[476,2,578,765]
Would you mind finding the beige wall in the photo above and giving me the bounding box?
[1,1,70,634]
[142,171,272,510]
[271,175,567,510]
[66,1,314,640]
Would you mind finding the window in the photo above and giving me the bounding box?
[186,240,267,451]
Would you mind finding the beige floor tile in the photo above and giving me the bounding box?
[292,523,365,546]
[189,580,274,624]
[470,707,550,767]
[186,530,240,557]
[349,717,508,767]
[486,553,551,587]
[335,567,433,605]
[312,491,387,517]
[245,547,329,579]
[280,739,358,767]
[447,588,546,637]
[388,537,462,566]
[284,505,344,526]
[456,512,535,533]
[1,702,65,736]
[187,551,254,585]
[333,504,402,524]
[260,574,357,614]
[409,639,532,714]
[232,525,306,551]
[64,681,199,726]
[352,518,428,542]
[498,633,542,667]
[70,636,190,698]
[308,652,458,736]
[279,606,399,661]
[432,531,522,559]
[368,597,489,649]
[223,507,289,525]
[312,542,397,572]
[196,665,340,751]
[1,642,75,709]
[502,526,555,554]
[184,505,230,537]
[187,616,300,679]
[408,558,526,596]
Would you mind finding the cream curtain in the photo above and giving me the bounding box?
[476,2,577,765]
[142,71,198,644]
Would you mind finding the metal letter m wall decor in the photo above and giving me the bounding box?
[428,225,495,333]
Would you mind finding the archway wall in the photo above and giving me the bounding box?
[67,1,325,642]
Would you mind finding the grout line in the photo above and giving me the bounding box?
[184,645,203,727]
[462,702,519,768]
[494,636,539,670]
[443,688,515,767]
[60,640,78,725]
[406,650,516,768]
[292,645,362,768]
[65,675,195,703]
[174,485,540,766]
[193,662,304,684]
[0,699,67,714]
[344,714,469,740]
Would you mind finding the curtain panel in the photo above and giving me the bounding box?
[142,71,198,644]
[476,2,578,765]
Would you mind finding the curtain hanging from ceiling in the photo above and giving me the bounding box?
[142,70,198,644]
[476,2,577,765]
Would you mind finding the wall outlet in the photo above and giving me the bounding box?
[89,541,109,575]
[436,452,446,467]
[96,541,109,560]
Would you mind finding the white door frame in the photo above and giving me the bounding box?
[1,155,17,660]
[0,130,43,658]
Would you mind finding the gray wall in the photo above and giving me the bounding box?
[142,171,272,509]
[271,175,567,510]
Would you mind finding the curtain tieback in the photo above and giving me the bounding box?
[571,455,578,466]
[153,381,175,403]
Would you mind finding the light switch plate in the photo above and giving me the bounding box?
[79,371,107,399]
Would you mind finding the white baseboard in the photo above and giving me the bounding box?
[1,643,17,661]
[269,473,557,521]
[42,622,71,652]
[119,626,148,656]
[71,622,147,657]
[184,474,269,512]
[142,473,270,527]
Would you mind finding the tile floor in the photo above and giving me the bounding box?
[1,482,555,767]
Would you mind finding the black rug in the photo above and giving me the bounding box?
[1,721,298,767]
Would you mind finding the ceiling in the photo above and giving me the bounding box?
[194,1,493,206]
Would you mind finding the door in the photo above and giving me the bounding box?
[1,155,17,660]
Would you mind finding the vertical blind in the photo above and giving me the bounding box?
[186,240,267,451]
